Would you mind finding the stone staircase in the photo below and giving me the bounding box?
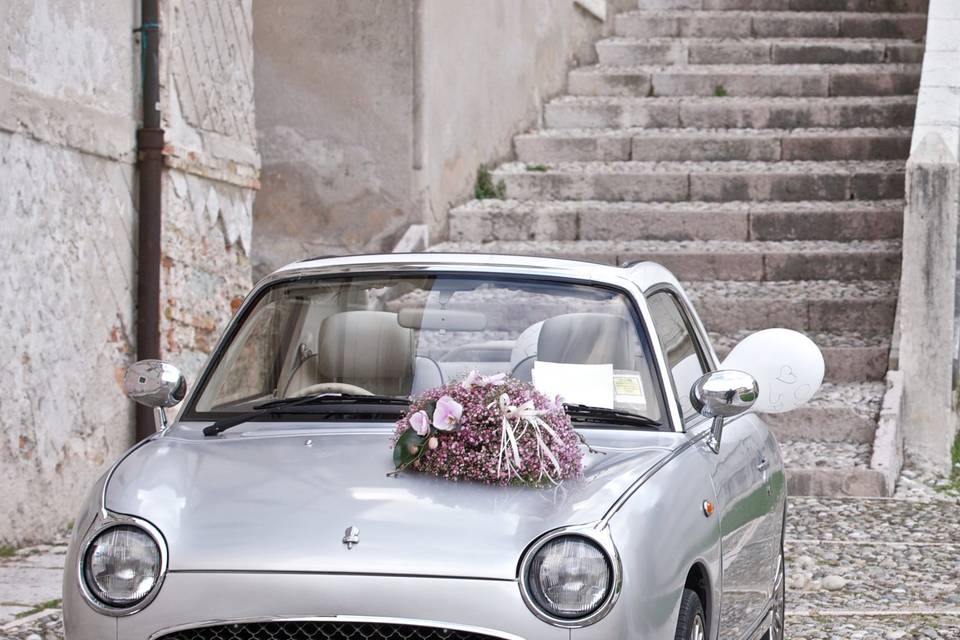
[433,0,928,496]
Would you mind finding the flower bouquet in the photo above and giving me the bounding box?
[391,372,586,486]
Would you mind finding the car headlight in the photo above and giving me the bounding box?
[525,535,613,621]
[82,525,162,609]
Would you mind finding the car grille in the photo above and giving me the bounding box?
[157,621,502,640]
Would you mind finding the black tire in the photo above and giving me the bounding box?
[675,588,707,640]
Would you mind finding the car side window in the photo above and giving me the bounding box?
[646,291,709,422]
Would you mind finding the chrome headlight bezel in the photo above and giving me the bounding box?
[518,526,622,628]
[77,514,168,616]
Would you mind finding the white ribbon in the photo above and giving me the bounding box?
[490,393,564,485]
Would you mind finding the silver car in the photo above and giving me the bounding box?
[63,253,791,640]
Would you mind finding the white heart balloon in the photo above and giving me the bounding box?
[720,329,824,414]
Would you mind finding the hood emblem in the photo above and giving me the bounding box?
[342,526,360,550]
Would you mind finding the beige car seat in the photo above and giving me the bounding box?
[285,310,416,397]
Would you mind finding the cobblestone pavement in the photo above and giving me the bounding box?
[2,467,958,639]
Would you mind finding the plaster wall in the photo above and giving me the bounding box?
[252,0,629,275]
[0,0,258,544]
[417,0,631,240]
[252,0,416,278]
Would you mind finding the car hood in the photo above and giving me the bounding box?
[105,423,680,579]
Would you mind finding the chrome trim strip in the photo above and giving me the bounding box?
[146,615,527,640]
[169,569,514,582]
[598,429,709,528]
[99,435,158,518]
[77,512,169,617]
[516,524,622,629]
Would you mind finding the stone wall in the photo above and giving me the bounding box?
[0,0,258,545]
[896,0,960,472]
[252,0,632,276]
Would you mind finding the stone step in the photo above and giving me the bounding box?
[767,382,884,443]
[713,330,890,381]
[429,239,901,281]
[516,127,912,162]
[596,36,924,66]
[786,497,960,543]
[616,10,927,40]
[449,199,904,242]
[568,63,921,97]
[684,279,897,333]
[640,0,929,13]
[781,441,890,496]
[544,95,916,129]
[492,160,905,202]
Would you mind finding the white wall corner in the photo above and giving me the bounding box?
[575,0,607,21]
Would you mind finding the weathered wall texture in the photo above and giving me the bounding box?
[0,0,258,545]
[0,0,140,545]
[416,0,633,239]
[896,0,960,472]
[252,0,416,277]
[160,0,259,381]
[252,0,630,276]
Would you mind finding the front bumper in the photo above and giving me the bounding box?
[64,572,572,640]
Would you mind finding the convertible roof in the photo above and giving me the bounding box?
[270,252,680,295]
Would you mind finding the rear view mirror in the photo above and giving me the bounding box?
[691,369,758,419]
[397,308,487,331]
[123,360,187,431]
[691,370,758,454]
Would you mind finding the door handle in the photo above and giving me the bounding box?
[757,457,769,473]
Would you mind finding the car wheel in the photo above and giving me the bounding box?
[675,588,706,640]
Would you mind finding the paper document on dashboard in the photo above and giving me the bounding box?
[532,361,614,409]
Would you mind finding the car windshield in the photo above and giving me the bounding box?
[190,273,663,424]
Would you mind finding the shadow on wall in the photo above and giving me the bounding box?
[251,0,632,279]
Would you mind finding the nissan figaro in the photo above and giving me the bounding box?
[63,253,824,640]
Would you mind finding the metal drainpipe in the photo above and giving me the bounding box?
[135,0,164,440]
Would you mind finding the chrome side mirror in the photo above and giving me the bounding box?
[690,370,758,454]
[123,360,187,430]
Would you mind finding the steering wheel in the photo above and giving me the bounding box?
[289,382,375,398]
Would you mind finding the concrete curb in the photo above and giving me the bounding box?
[870,370,905,495]
[0,608,62,632]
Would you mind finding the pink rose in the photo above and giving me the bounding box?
[432,395,463,431]
[408,410,431,436]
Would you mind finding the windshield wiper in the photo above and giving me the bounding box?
[203,393,410,437]
[563,403,661,430]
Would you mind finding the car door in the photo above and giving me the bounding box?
[646,289,769,639]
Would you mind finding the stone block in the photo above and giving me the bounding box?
[654,69,829,97]
[498,170,690,202]
[688,41,773,65]
[631,134,781,161]
[772,42,886,65]
[752,14,839,37]
[597,40,686,66]
[766,407,878,443]
[829,69,921,96]
[569,69,653,97]
[839,14,928,38]
[544,100,626,129]
[851,171,906,199]
[690,172,850,201]
[749,204,903,241]
[787,468,889,497]
[580,206,751,241]
[516,134,632,162]
[616,13,681,37]
[646,251,767,281]
[808,298,896,332]
[781,133,911,161]
[764,249,901,281]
